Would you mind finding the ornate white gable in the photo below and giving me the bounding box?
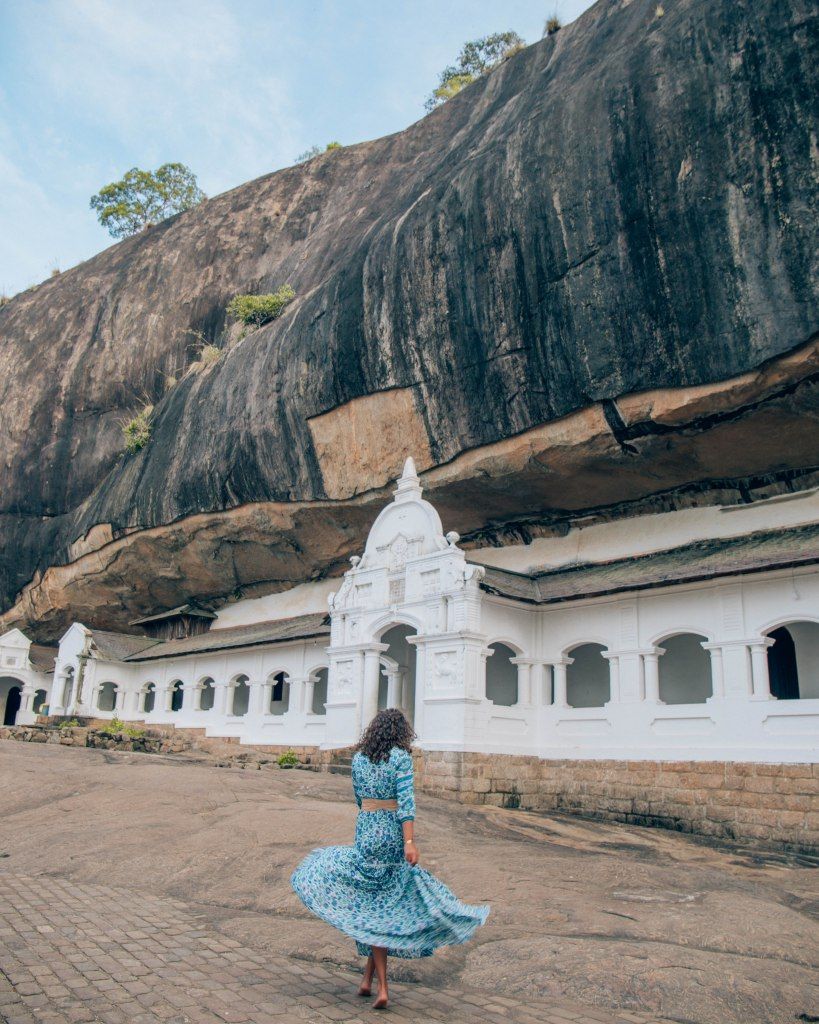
[359,458,449,570]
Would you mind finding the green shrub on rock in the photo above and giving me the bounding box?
[123,406,153,454]
[277,749,299,767]
[226,285,295,328]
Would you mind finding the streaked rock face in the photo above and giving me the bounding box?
[0,0,817,639]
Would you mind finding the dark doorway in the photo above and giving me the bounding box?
[768,627,799,700]
[3,686,22,725]
[171,681,184,711]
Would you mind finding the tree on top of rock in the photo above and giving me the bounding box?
[90,163,206,239]
[425,32,525,111]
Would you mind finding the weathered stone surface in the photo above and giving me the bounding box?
[0,0,816,637]
[2,740,817,1024]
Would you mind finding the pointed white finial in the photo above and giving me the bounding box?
[394,455,422,502]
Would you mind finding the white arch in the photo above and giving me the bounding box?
[304,662,329,680]
[486,637,524,656]
[649,626,712,647]
[757,614,819,638]
[562,637,610,657]
[371,613,424,640]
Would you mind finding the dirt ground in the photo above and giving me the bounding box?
[1,741,817,1024]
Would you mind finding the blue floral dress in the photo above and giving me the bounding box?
[291,747,490,958]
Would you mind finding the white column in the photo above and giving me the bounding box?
[128,689,142,716]
[643,648,664,704]
[397,669,409,712]
[214,682,229,716]
[361,649,382,730]
[750,639,775,700]
[553,659,571,708]
[703,642,725,699]
[288,676,308,715]
[721,642,754,698]
[114,687,125,713]
[511,659,534,706]
[260,679,273,715]
[606,654,622,704]
[249,678,265,715]
[613,651,644,702]
[385,669,400,709]
[304,676,316,715]
[539,663,553,705]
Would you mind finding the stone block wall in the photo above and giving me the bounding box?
[4,723,815,852]
[413,751,819,853]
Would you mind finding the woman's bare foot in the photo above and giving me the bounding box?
[372,946,389,1008]
[358,954,374,996]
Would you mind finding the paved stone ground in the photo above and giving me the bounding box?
[0,873,664,1024]
[1,741,817,1024]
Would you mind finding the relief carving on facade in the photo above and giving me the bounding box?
[430,650,461,693]
[332,659,355,698]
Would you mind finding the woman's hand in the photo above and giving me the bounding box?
[404,840,419,866]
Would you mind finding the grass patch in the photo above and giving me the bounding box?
[226,285,295,328]
[123,405,153,454]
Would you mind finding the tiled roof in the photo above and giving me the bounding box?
[124,613,331,662]
[88,629,159,661]
[477,523,819,605]
[129,603,216,625]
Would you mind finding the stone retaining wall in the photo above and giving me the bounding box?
[3,724,816,852]
[414,751,819,853]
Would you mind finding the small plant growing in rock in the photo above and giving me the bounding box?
[544,14,561,36]
[295,141,343,163]
[123,405,153,454]
[200,343,221,366]
[58,718,80,729]
[99,717,144,737]
[226,286,295,328]
[277,749,299,767]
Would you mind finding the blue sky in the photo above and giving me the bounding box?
[0,0,594,297]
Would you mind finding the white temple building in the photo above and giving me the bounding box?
[2,459,818,766]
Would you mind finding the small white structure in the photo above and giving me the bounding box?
[8,459,819,765]
[0,628,55,725]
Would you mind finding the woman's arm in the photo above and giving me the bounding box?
[402,819,418,865]
[352,757,362,809]
[395,750,418,865]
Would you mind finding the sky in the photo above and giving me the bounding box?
[0,0,594,298]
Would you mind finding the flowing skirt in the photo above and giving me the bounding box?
[290,809,490,958]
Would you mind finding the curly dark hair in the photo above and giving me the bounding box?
[356,708,416,763]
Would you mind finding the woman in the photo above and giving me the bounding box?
[291,708,489,1009]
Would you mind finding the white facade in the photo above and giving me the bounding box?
[6,460,819,765]
[0,628,54,725]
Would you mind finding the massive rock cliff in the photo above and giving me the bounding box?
[1,0,817,640]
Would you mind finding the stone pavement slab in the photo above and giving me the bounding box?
[0,872,668,1024]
